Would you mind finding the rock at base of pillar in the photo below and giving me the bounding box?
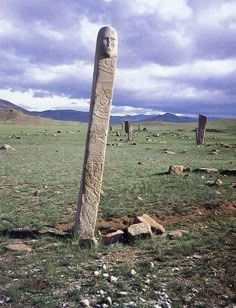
[79,237,98,249]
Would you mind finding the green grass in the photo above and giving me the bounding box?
[0,119,235,307]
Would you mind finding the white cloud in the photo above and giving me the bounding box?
[22,60,93,85]
[77,17,104,50]
[197,1,236,27]
[0,89,90,112]
[35,21,64,41]
[123,0,192,20]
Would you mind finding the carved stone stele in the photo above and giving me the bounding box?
[197,114,207,145]
[74,26,118,246]
[124,121,129,134]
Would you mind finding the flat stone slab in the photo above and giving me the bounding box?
[6,243,32,252]
[127,222,152,240]
[222,169,236,176]
[193,168,218,173]
[102,230,124,245]
[134,214,165,235]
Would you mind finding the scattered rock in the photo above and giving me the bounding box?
[57,130,62,133]
[101,230,124,245]
[131,142,136,145]
[183,167,192,172]
[215,179,223,186]
[110,276,118,283]
[0,144,15,151]
[221,169,236,176]
[168,165,184,175]
[80,299,90,307]
[6,243,32,252]
[164,150,175,155]
[134,214,165,235]
[193,168,218,173]
[168,229,188,239]
[0,295,11,304]
[106,296,112,305]
[127,222,153,240]
[130,269,137,276]
[207,179,223,186]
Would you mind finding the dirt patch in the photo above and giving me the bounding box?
[1,203,235,238]
[97,202,236,234]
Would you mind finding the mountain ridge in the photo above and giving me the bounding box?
[0,98,220,124]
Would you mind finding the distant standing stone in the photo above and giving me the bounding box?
[196,114,207,145]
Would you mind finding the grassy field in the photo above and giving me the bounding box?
[0,119,235,307]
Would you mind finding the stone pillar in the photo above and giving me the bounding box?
[124,121,129,134]
[121,122,124,131]
[74,26,118,247]
[138,124,141,132]
[197,114,207,145]
[128,124,133,141]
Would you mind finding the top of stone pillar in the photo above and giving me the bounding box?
[97,26,118,59]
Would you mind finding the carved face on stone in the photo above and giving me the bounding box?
[101,27,117,58]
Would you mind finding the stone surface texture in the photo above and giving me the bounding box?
[168,165,184,175]
[102,230,124,245]
[74,27,117,242]
[127,222,153,240]
[0,144,15,151]
[196,114,207,145]
[134,214,165,234]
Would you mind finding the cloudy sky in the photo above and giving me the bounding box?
[0,0,236,117]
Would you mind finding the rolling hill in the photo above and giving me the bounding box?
[0,98,219,124]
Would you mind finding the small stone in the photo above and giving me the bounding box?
[99,290,105,296]
[94,271,100,276]
[134,214,165,235]
[168,165,184,175]
[102,230,124,245]
[80,299,90,307]
[127,222,153,240]
[102,264,107,270]
[215,179,223,186]
[130,269,137,276]
[103,273,109,278]
[137,196,143,200]
[106,296,112,305]
[0,144,15,151]
[110,276,118,283]
[164,150,175,155]
[168,229,187,239]
[6,243,32,252]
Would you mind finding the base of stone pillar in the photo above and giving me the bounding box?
[79,237,98,249]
